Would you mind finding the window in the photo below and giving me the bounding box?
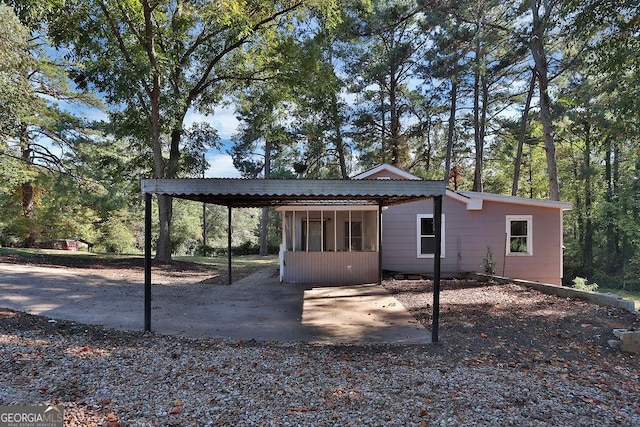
[417,214,445,258]
[344,221,363,251]
[506,215,532,255]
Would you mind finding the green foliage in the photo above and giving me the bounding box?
[0,3,34,137]
[571,277,599,292]
[99,219,137,255]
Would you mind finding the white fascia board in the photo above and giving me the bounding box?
[352,163,421,180]
[275,205,378,212]
[457,191,573,210]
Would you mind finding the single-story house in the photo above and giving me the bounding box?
[277,164,572,286]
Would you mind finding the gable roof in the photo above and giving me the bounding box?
[352,163,421,180]
[449,190,573,211]
[352,164,572,211]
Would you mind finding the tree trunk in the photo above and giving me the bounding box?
[512,71,536,196]
[444,76,457,184]
[330,91,349,179]
[583,121,593,274]
[259,137,273,256]
[141,0,174,263]
[530,0,560,200]
[19,125,34,218]
[389,73,401,167]
[472,26,484,192]
[604,137,620,273]
[379,83,387,164]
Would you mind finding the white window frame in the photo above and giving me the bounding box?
[506,215,533,256]
[416,214,445,258]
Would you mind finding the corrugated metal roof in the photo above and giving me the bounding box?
[141,178,446,208]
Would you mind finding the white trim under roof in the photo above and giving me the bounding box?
[276,205,379,212]
[353,163,421,180]
[449,190,572,211]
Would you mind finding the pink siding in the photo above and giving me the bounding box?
[283,251,379,284]
[381,196,565,285]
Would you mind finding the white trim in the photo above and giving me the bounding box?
[352,163,421,180]
[506,215,533,256]
[457,190,572,210]
[276,205,378,212]
[416,214,445,258]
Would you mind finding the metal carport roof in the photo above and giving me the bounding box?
[141,177,446,342]
[141,177,445,207]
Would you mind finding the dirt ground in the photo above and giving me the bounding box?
[1,251,638,364]
[0,252,230,286]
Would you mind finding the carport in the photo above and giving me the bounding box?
[141,178,446,342]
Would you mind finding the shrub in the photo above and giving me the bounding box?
[571,276,599,292]
[195,244,216,257]
[480,247,496,275]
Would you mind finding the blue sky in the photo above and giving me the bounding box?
[184,109,241,178]
[69,103,242,178]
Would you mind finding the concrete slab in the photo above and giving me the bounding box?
[0,263,430,344]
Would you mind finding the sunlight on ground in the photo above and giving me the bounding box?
[301,284,426,343]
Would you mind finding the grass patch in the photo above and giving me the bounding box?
[0,247,140,259]
[175,254,278,277]
[0,247,277,279]
[599,288,640,311]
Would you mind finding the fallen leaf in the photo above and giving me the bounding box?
[170,408,181,415]
[174,400,184,406]
[480,332,488,338]
[105,413,118,422]
[289,406,310,413]
[420,409,428,416]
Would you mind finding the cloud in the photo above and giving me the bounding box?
[205,154,241,178]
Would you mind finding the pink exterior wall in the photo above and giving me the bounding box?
[381,197,565,285]
[283,251,379,284]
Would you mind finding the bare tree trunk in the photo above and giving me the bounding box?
[530,0,560,200]
[512,71,536,196]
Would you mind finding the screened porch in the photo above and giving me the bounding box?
[277,206,380,284]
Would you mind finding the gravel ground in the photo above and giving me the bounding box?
[1,277,639,426]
